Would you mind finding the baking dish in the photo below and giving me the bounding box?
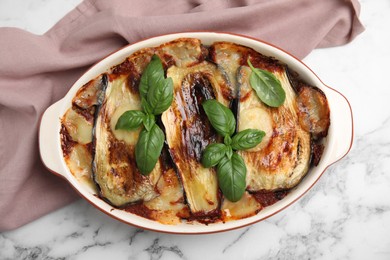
[39,32,353,234]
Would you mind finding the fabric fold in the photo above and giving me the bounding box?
[0,0,364,231]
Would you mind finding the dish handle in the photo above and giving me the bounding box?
[327,88,354,163]
[39,99,67,178]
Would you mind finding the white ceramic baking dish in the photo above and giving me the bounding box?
[39,32,353,234]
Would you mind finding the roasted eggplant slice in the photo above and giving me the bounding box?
[61,107,93,145]
[66,143,94,187]
[237,65,311,191]
[156,38,205,68]
[210,41,283,97]
[92,39,207,207]
[93,75,163,206]
[143,147,190,224]
[143,168,190,224]
[161,61,232,216]
[73,74,108,109]
[60,123,94,188]
[221,192,261,221]
[296,84,330,140]
[287,70,331,141]
[62,74,109,145]
[60,75,109,186]
[209,42,243,97]
[211,41,312,191]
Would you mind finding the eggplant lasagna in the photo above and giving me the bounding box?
[60,38,330,224]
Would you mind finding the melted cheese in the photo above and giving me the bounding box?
[107,76,142,146]
[62,108,92,144]
[144,169,189,224]
[66,143,94,188]
[158,38,202,68]
[211,42,242,96]
[222,192,261,221]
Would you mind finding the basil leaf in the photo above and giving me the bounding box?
[147,77,174,115]
[139,55,164,99]
[217,153,247,202]
[202,99,235,137]
[201,143,227,168]
[142,114,155,131]
[135,125,165,175]
[231,129,265,151]
[224,135,232,146]
[141,97,152,114]
[115,110,145,130]
[225,146,233,159]
[247,59,285,107]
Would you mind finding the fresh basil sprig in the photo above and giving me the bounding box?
[116,54,173,175]
[201,143,227,168]
[201,100,265,202]
[247,58,285,107]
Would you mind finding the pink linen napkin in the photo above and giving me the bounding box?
[0,0,364,231]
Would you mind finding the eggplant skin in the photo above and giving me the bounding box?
[296,84,330,140]
[72,74,108,110]
[162,61,232,216]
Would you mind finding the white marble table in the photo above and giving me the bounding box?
[1,0,389,259]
